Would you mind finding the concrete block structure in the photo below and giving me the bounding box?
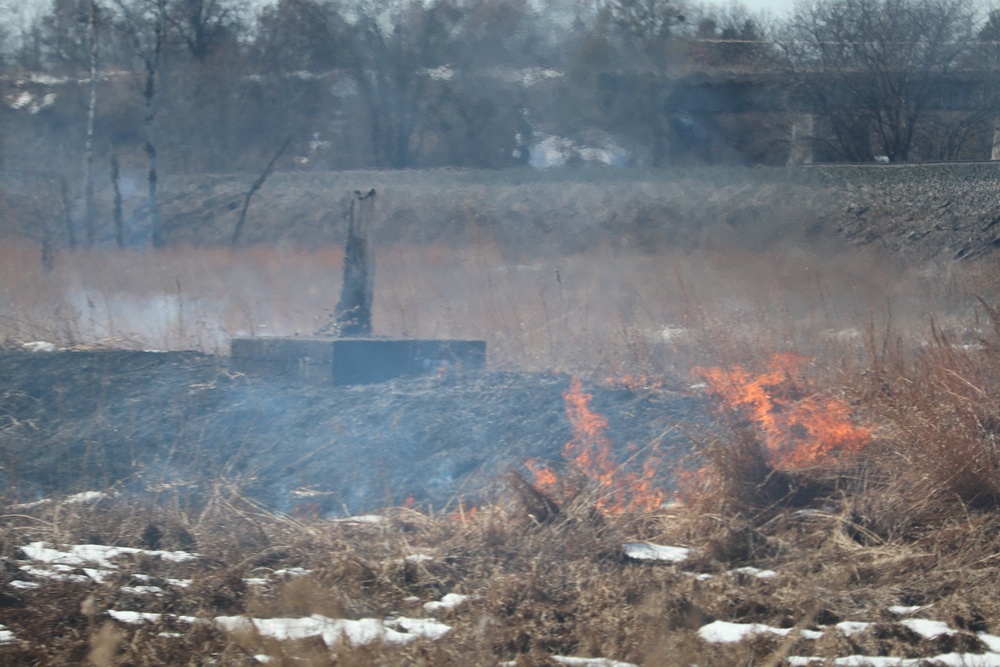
[231,337,486,386]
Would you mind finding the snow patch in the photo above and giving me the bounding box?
[384,616,452,640]
[623,543,692,563]
[107,610,201,625]
[214,614,438,647]
[887,605,922,616]
[423,593,470,612]
[404,554,434,564]
[699,620,823,643]
[121,585,164,595]
[900,618,956,639]
[553,657,639,667]
[21,341,57,353]
[21,541,198,569]
[836,621,872,636]
[19,564,88,583]
[730,566,778,580]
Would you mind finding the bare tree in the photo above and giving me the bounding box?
[83,0,99,247]
[109,143,125,248]
[691,3,771,70]
[606,0,685,60]
[167,0,236,62]
[115,0,167,246]
[575,0,686,165]
[349,0,463,169]
[251,0,348,73]
[779,0,980,162]
[231,136,290,247]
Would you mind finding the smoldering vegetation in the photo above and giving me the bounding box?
[0,171,1000,664]
[0,349,701,513]
[3,0,1000,663]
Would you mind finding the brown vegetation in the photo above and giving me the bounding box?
[1,167,1000,664]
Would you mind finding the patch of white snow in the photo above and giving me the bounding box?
[887,605,922,616]
[384,616,451,640]
[552,657,639,667]
[215,614,416,647]
[423,593,470,612]
[623,543,692,563]
[836,621,873,636]
[731,566,778,580]
[21,341,56,352]
[900,618,956,639]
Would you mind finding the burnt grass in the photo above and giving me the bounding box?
[5,167,1000,664]
[0,349,701,514]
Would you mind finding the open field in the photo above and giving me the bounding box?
[1,166,1000,664]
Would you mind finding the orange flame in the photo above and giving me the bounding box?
[695,353,870,469]
[529,378,664,514]
[448,505,479,522]
[525,458,559,493]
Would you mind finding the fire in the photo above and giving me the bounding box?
[695,352,870,469]
[528,377,665,514]
[525,458,559,492]
[448,505,479,522]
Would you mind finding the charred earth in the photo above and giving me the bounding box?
[0,349,699,514]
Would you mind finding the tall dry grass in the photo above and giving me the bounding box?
[0,236,958,377]
[673,251,1000,551]
[3,248,1000,665]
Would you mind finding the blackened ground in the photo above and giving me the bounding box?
[0,350,702,514]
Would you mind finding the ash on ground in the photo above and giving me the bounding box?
[0,350,701,514]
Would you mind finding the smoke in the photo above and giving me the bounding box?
[63,288,230,351]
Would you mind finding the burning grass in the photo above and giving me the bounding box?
[4,190,1000,663]
[527,377,665,515]
[5,456,1000,667]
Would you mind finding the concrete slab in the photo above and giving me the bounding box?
[230,337,486,385]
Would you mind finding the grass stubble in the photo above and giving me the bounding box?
[0,224,999,664]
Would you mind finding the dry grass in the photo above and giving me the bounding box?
[4,445,1000,666]
[3,185,1000,663]
[0,235,942,376]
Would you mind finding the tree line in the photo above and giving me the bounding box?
[1,0,999,211]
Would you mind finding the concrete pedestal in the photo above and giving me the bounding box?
[231,337,486,386]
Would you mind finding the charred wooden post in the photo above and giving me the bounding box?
[333,189,376,337]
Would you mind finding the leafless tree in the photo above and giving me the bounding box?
[167,0,236,62]
[779,0,980,162]
[349,0,463,169]
[606,0,685,59]
[251,0,348,72]
[109,143,125,248]
[579,0,686,165]
[83,0,99,247]
[115,0,167,246]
